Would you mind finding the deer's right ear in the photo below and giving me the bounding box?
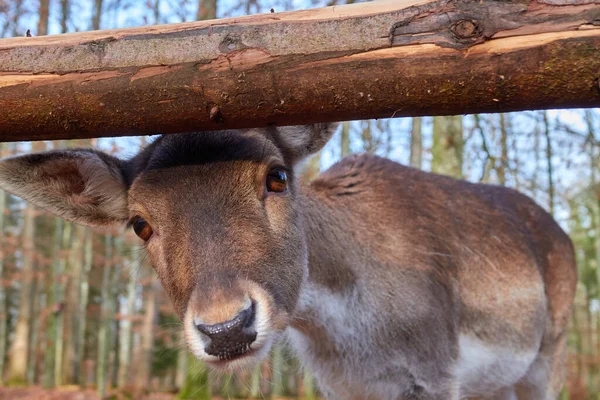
[0,149,128,227]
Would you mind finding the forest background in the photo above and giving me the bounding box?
[0,0,599,399]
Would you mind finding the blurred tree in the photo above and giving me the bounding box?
[432,116,463,178]
[6,203,36,384]
[410,117,422,169]
[60,0,69,33]
[197,0,216,20]
[0,143,8,383]
[37,0,49,35]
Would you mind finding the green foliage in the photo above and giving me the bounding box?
[152,312,179,377]
[177,355,211,400]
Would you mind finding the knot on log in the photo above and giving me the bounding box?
[219,34,248,53]
[450,19,482,41]
[210,105,224,123]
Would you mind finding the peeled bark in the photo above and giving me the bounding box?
[0,0,599,141]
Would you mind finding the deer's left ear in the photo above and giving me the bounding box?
[0,149,129,227]
[275,123,339,164]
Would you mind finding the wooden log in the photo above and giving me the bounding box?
[0,0,599,141]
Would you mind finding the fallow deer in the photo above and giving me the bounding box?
[0,124,576,399]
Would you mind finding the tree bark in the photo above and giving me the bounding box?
[0,0,599,141]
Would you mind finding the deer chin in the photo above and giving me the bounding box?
[183,280,290,372]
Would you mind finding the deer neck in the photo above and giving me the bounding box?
[289,188,365,332]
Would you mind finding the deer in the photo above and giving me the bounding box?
[0,123,576,399]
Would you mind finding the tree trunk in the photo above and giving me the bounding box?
[0,0,599,141]
[37,0,50,36]
[43,218,63,388]
[302,368,316,400]
[117,249,140,388]
[542,111,555,216]
[97,234,113,398]
[175,333,188,390]
[302,153,321,184]
[26,268,41,385]
[135,270,157,389]
[73,230,93,385]
[60,0,69,34]
[497,114,509,186]
[63,224,85,384]
[409,117,422,169]
[197,0,216,21]
[0,143,8,383]
[6,204,36,384]
[178,354,210,400]
[271,344,285,398]
[249,365,261,398]
[154,0,161,24]
[340,121,351,158]
[109,237,124,389]
[92,0,103,31]
[431,116,464,178]
[54,221,72,387]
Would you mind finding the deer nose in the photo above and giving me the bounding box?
[195,301,257,360]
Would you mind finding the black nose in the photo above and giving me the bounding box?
[195,301,257,360]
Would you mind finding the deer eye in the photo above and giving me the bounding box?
[266,169,288,193]
[130,216,153,241]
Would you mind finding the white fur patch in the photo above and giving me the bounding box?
[455,335,537,397]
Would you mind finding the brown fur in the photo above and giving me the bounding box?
[0,125,577,399]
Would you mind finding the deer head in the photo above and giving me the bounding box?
[0,124,337,370]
